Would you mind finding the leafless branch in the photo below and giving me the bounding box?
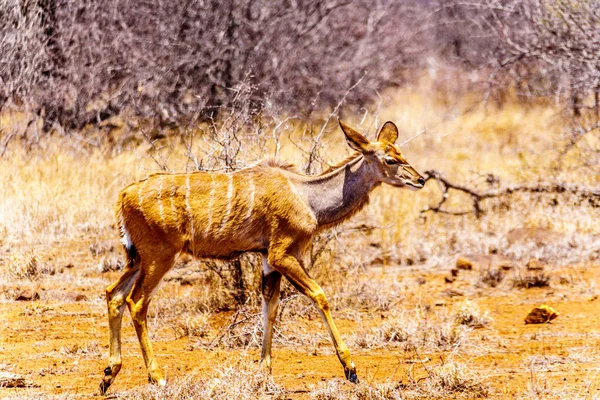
[423,169,600,218]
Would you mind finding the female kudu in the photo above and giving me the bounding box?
[100,120,425,394]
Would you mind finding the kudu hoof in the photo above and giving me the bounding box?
[99,380,111,395]
[99,366,113,395]
[345,367,359,384]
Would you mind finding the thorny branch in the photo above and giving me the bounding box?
[423,170,600,218]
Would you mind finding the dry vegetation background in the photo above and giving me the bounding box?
[1,1,600,399]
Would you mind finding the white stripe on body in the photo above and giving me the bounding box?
[169,175,176,216]
[137,179,146,220]
[119,212,134,250]
[245,176,255,222]
[185,174,195,242]
[157,176,165,222]
[218,174,234,233]
[205,175,215,236]
[138,179,145,208]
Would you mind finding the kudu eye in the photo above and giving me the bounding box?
[384,157,398,165]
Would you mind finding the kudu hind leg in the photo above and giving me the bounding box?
[100,266,140,394]
[268,251,358,383]
[126,255,175,386]
[260,256,282,372]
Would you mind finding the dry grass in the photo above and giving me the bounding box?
[309,359,490,399]
[350,301,493,355]
[118,359,286,400]
[0,82,599,398]
[110,356,489,400]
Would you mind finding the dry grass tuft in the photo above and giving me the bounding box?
[6,252,55,280]
[57,341,100,358]
[412,361,490,398]
[453,301,492,329]
[119,359,285,400]
[512,270,551,289]
[171,314,212,340]
[310,360,490,399]
[99,254,125,273]
[351,307,476,353]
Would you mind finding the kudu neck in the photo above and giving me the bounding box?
[299,155,379,227]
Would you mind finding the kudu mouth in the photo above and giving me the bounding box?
[400,167,425,190]
[411,176,426,188]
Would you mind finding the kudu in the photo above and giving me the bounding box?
[99,120,425,394]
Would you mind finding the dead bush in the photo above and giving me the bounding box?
[513,271,551,289]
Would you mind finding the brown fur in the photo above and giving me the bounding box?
[99,120,425,394]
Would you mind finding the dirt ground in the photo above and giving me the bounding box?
[1,237,599,399]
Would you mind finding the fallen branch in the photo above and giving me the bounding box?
[423,169,600,217]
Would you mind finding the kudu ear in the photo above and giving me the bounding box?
[377,121,399,144]
[339,119,372,153]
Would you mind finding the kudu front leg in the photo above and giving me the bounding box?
[100,266,140,394]
[260,259,282,372]
[268,251,358,383]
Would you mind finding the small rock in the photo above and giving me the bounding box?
[525,305,559,324]
[451,268,459,277]
[369,256,385,265]
[416,277,426,285]
[444,276,456,283]
[456,256,473,270]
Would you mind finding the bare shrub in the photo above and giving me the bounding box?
[1,0,431,134]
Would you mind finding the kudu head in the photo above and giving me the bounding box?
[339,119,425,190]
